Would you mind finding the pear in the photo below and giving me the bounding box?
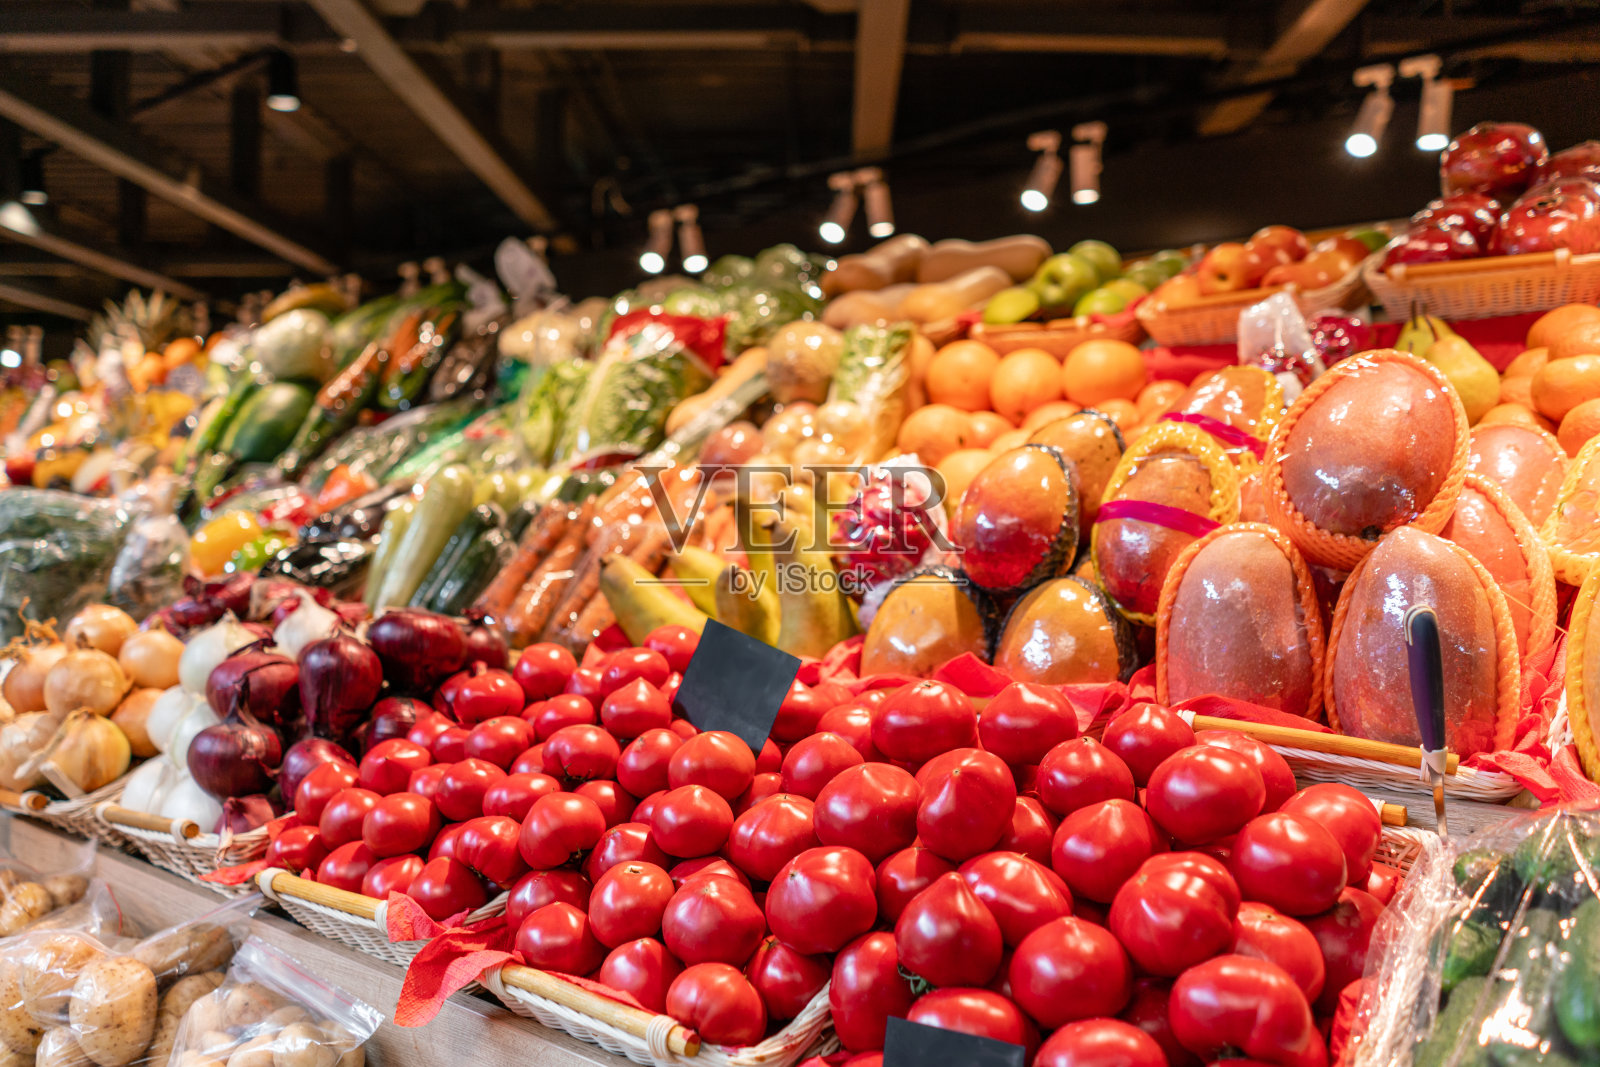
[1396,311,1457,360]
[599,556,709,644]
[1427,335,1500,424]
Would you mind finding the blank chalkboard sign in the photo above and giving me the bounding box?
[883,1017,1026,1067]
[670,619,800,755]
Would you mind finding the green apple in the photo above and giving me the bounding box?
[1150,250,1188,279]
[1101,278,1149,303]
[1030,253,1100,310]
[1122,263,1166,292]
[1074,286,1129,317]
[1069,240,1123,283]
[1346,228,1389,253]
[984,286,1041,325]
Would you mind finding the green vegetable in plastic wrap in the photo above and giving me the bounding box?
[828,322,913,462]
[661,287,723,318]
[519,360,592,468]
[703,255,755,290]
[1445,919,1503,993]
[1416,977,1492,1067]
[0,490,129,641]
[1556,897,1600,1051]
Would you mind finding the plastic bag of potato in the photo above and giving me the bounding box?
[165,937,381,1067]
[0,835,102,941]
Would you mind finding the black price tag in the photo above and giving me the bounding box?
[883,1017,1026,1067]
[670,619,800,755]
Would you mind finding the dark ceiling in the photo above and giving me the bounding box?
[1,0,1599,330]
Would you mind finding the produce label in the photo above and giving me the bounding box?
[672,618,799,754]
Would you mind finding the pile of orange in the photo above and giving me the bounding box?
[1493,304,1600,454]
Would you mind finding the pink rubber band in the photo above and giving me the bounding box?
[1161,411,1267,459]
[1095,499,1222,537]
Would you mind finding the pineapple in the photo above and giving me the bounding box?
[85,289,191,353]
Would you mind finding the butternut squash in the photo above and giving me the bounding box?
[822,234,930,296]
[916,236,1053,284]
[823,284,915,331]
[899,266,1012,324]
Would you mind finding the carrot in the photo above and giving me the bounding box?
[474,502,572,618]
[540,519,656,643]
[559,592,617,654]
[504,502,593,645]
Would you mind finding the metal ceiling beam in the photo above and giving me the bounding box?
[853,0,911,157]
[0,5,328,53]
[0,215,208,300]
[0,68,339,274]
[0,281,91,320]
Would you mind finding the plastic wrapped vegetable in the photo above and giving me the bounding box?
[821,322,913,464]
[0,491,130,643]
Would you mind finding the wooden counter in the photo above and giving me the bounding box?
[3,815,628,1067]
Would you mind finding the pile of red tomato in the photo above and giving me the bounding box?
[260,625,1399,1067]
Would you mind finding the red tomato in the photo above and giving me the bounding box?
[1109,851,1240,976]
[958,852,1073,947]
[294,762,359,823]
[600,648,670,694]
[632,790,666,827]
[999,797,1056,867]
[733,772,783,815]
[1035,1018,1166,1067]
[765,846,878,956]
[264,825,328,873]
[755,738,781,775]
[407,711,455,753]
[661,673,682,707]
[431,726,469,763]
[1101,702,1196,786]
[830,932,914,1052]
[666,963,766,1047]
[518,792,607,869]
[362,854,423,898]
[661,876,766,966]
[566,664,607,702]
[585,822,670,881]
[434,758,506,821]
[745,935,830,1021]
[1008,915,1133,1027]
[875,847,956,925]
[530,694,597,739]
[908,989,1039,1056]
[358,739,432,795]
[871,681,977,764]
[1303,887,1383,1015]
[507,868,591,929]
[407,763,449,803]
[514,642,577,702]
[589,861,676,947]
[816,702,882,762]
[650,784,734,858]
[574,779,637,828]
[452,814,529,887]
[895,872,1003,989]
[1168,955,1325,1067]
[542,724,621,783]
[644,625,698,675]
[1052,798,1166,904]
[1232,902,1325,1004]
[1140,852,1242,914]
[451,667,525,724]
[1145,746,1265,845]
[669,718,699,741]
[616,728,686,797]
[600,678,672,739]
[773,681,826,743]
[1365,863,1401,905]
[670,857,750,890]
[915,749,1017,863]
[1279,784,1382,886]
[428,822,467,863]
[668,730,756,800]
[1196,730,1296,813]
[464,716,534,769]
[1036,738,1135,818]
[599,937,683,1014]
[510,744,543,775]
[978,682,1079,767]
[515,901,606,975]
[726,794,818,882]
[317,841,377,893]
[1230,813,1347,917]
[362,792,441,858]
[319,787,380,849]
[813,763,921,864]
[780,733,863,799]
[1119,977,1198,1067]
[482,771,561,821]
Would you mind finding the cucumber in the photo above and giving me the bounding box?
[1490,1044,1583,1067]
[1444,919,1502,993]
[218,380,316,463]
[372,464,475,609]
[412,503,502,610]
[364,493,417,612]
[429,526,515,616]
[1556,897,1600,1051]
[1457,849,1525,926]
[1415,976,1492,1067]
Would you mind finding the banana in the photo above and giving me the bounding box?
[599,555,709,643]
[714,562,780,645]
[761,513,858,658]
[665,545,727,616]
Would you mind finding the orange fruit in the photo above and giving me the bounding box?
[1135,380,1186,419]
[989,428,1031,453]
[936,448,995,515]
[1022,401,1082,431]
[1559,398,1600,456]
[1528,304,1600,349]
[1551,321,1600,362]
[926,340,1001,411]
[1532,353,1600,421]
[1087,397,1139,430]
[966,411,1015,448]
[1499,376,1535,409]
[1478,403,1555,433]
[896,404,973,466]
[1503,347,1549,379]
[1061,339,1149,406]
[989,348,1065,423]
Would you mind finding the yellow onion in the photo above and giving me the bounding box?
[118,624,183,690]
[2,642,66,713]
[43,649,128,717]
[110,688,163,758]
[0,711,62,791]
[63,605,138,657]
[36,711,130,794]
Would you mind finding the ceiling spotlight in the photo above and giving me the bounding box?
[675,204,707,273]
[266,51,301,112]
[1345,64,1395,158]
[819,171,858,245]
[859,168,894,238]
[639,209,673,274]
[1021,130,1062,212]
[1401,54,1453,152]
[1069,122,1106,206]
[19,154,46,207]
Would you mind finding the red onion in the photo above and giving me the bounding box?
[202,573,256,618]
[164,598,223,637]
[241,622,274,643]
[206,647,301,728]
[299,630,382,741]
[188,713,284,801]
[335,601,368,627]
[279,737,355,803]
[214,794,280,834]
[368,609,467,691]
[461,611,510,670]
[363,697,430,753]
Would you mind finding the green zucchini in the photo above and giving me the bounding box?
[217,380,317,463]
[372,464,475,609]
[429,526,516,616]
[364,493,418,612]
[412,503,503,610]
[277,340,389,478]
[184,373,258,473]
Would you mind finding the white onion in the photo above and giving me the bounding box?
[160,772,223,828]
[178,615,255,694]
[122,757,177,813]
[167,702,220,769]
[273,591,338,660]
[145,685,203,753]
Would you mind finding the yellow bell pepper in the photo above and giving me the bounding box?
[191,511,263,576]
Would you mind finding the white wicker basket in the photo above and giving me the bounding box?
[1364,247,1600,320]
[98,803,268,895]
[2,777,135,850]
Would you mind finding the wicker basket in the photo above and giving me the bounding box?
[1376,825,1432,876]
[487,965,835,1067]
[1363,247,1600,320]
[1137,255,1373,347]
[254,868,506,968]
[0,777,136,850]
[970,313,1147,358]
[98,803,268,894]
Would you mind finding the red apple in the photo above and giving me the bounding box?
[1410,193,1501,246]
[1517,178,1600,208]
[1154,274,1204,308]
[1495,184,1600,255]
[1262,260,1336,289]
[1197,242,1258,294]
[1538,141,1600,185]
[1441,122,1548,200]
[1249,225,1310,264]
[1311,235,1373,269]
[4,454,34,487]
[1382,225,1480,269]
